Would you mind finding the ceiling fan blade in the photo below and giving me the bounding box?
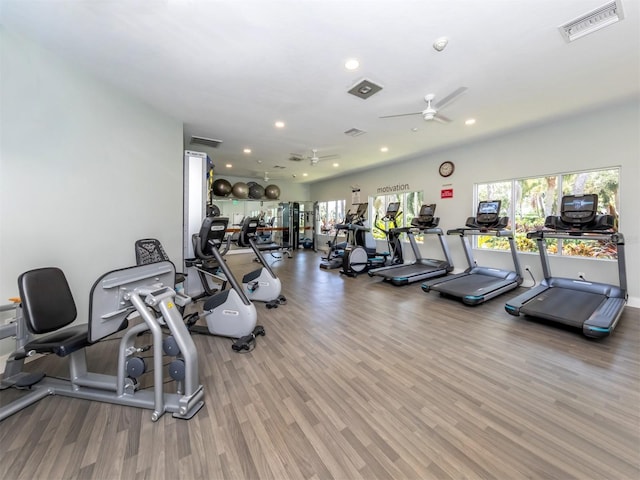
[379,111,422,119]
[434,86,468,109]
[318,153,339,160]
[433,113,452,124]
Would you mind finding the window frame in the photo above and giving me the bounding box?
[474,166,620,260]
[370,190,424,242]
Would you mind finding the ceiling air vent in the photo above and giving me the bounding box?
[190,136,223,148]
[559,0,624,42]
[344,128,366,137]
[347,79,383,99]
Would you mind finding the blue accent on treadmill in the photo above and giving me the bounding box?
[465,295,483,300]
[505,305,516,312]
[587,326,610,333]
[397,277,408,281]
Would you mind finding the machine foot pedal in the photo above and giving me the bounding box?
[15,372,46,388]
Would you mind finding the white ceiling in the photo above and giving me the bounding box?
[2,0,638,184]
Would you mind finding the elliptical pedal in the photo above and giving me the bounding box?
[231,325,266,352]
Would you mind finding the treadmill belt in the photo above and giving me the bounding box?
[522,288,606,327]
[434,273,504,296]
[384,263,434,279]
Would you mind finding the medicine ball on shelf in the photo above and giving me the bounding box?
[249,183,265,199]
[264,184,281,199]
[232,182,250,198]
[212,178,232,197]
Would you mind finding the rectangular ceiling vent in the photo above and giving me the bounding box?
[344,127,366,137]
[347,79,383,99]
[190,136,223,148]
[559,0,624,42]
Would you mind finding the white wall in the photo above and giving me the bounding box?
[310,100,640,307]
[0,29,185,357]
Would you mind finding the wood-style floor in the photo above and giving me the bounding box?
[1,250,639,480]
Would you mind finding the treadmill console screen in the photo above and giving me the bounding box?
[356,202,368,216]
[560,194,598,224]
[476,200,501,225]
[386,202,400,215]
[418,204,436,221]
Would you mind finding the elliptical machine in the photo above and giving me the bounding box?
[374,201,404,266]
[340,203,391,277]
[235,216,287,308]
[188,216,265,351]
[320,203,370,270]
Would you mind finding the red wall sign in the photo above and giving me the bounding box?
[441,188,454,199]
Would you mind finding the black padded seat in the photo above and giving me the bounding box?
[18,267,91,357]
[256,243,283,252]
[23,324,90,357]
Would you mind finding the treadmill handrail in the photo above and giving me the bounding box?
[447,227,514,238]
[527,230,624,243]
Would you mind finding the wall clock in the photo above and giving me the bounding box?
[439,161,455,177]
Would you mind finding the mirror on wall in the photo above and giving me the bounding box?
[210,199,315,251]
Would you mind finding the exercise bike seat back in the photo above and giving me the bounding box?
[18,267,91,357]
[196,216,228,257]
[135,238,186,285]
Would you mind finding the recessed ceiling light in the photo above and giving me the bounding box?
[380,146,389,153]
[465,118,476,125]
[243,148,251,154]
[225,163,232,168]
[345,58,360,70]
[302,173,308,177]
[275,121,285,128]
[332,163,339,168]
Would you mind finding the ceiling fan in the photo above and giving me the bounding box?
[289,148,339,166]
[379,86,468,123]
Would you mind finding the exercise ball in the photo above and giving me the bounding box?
[264,184,281,199]
[249,183,265,199]
[232,182,250,198]
[212,178,232,197]
[247,181,257,188]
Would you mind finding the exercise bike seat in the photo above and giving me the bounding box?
[18,267,94,357]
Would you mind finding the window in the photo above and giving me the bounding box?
[371,191,424,241]
[317,199,346,236]
[475,167,620,259]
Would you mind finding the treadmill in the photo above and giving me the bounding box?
[368,204,453,286]
[422,200,522,305]
[505,194,627,338]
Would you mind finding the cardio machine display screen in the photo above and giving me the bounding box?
[355,203,368,218]
[419,204,436,218]
[561,194,597,222]
[386,202,400,215]
[476,200,500,224]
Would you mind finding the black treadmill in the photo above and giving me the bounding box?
[505,194,627,338]
[422,200,522,305]
[368,204,453,286]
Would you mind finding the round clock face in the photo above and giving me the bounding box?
[439,161,455,177]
